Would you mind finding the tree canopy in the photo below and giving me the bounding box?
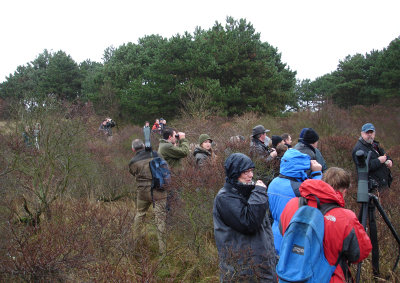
[1,18,399,122]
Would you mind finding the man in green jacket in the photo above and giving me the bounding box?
[158,127,190,169]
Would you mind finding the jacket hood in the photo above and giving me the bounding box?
[279,149,310,180]
[224,153,255,182]
[299,179,345,207]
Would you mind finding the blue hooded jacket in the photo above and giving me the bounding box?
[267,149,322,254]
[213,153,277,282]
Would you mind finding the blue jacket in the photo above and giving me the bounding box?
[267,149,322,254]
[213,153,277,282]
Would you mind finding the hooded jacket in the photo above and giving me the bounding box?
[267,149,322,254]
[213,153,277,282]
[280,180,372,283]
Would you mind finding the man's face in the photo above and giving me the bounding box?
[170,131,177,144]
[284,136,292,145]
[361,130,375,144]
[259,133,266,142]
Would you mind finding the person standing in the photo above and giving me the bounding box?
[281,133,292,148]
[213,153,277,282]
[158,127,189,169]
[280,174,372,283]
[352,122,393,277]
[249,124,277,162]
[129,139,167,254]
[294,127,328,172]
[193,134,216,167]
[267,149,323,254]
[352,123,393,190]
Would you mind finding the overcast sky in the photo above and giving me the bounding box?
[1,0,399,83]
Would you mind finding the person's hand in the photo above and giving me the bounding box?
[269,149,277,158]
[385,160,393,168]
[256,180,266,188]
[378,155,387,163]
[178,132,186,139]
[310,160,322,172]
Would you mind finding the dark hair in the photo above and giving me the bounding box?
[162,127,175,140]
[281,133,290,141]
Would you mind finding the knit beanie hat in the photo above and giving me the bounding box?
[199,134,212,145]
[302,128,319,144]
[299,128,309,139]
[271,135,283,147]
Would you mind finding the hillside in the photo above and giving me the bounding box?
[0,102,399,282]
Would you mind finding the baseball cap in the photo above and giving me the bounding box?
[361,123,375,132]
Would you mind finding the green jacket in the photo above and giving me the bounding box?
[158,138,189,169]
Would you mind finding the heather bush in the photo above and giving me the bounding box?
[0,103,399,282]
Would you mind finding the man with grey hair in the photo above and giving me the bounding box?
[129,139,167,254]
[352,122,393,277]
[249,125,277,162]
[352,123,393,190]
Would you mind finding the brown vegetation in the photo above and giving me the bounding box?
[0,101,399,282]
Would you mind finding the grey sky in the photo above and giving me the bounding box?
[1,0,399,83]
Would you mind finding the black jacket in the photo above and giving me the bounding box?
[213,153,277,282]
[352,137,392,189]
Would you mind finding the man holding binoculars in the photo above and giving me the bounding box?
[158,127,189,169]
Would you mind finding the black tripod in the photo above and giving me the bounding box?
[355,150,400,283]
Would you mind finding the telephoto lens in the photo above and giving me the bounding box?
[175,134,180,140]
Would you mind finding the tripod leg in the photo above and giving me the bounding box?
[370,194,400,271]
[368,198,380,276]
[356,203,369,283]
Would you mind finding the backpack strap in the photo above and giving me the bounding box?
[279,173,299,182]
[280,174,302,197]
[304,194,321,209]
[320,202,340,216]
[319,202,344,269]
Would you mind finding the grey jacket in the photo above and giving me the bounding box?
[249,138,274,163]
[294,142,328,172]
[213,153,277,282]
[193,147,211,167]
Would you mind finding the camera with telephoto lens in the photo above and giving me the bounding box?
[175,133,180,140]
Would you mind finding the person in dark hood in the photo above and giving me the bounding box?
[294,127,328,172]
[193,134,216,167]
[213,153,277,282]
